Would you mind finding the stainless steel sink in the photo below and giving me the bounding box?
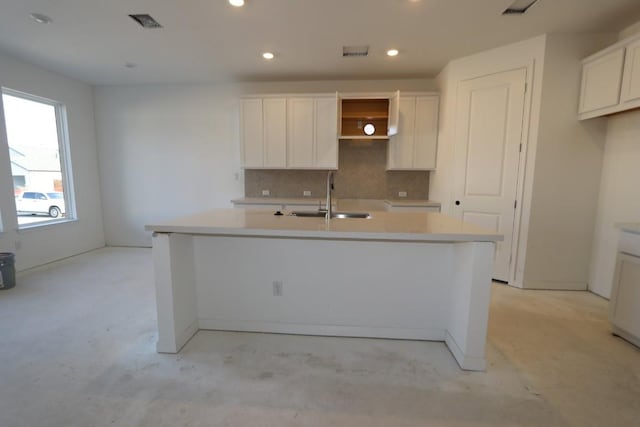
[290,211,371,219]
[331,212,371,219]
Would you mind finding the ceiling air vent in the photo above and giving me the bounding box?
[502,0,539,15]
[343,46,369,57]
[129,14,163,29]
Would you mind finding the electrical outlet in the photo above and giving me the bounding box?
[303,190,311,197]
[272,281,283,296]
[398,191,408,198]
[262,189,270,196]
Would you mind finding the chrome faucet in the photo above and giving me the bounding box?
[325,171,334,220]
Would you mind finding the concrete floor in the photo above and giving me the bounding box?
[0,247,638,427]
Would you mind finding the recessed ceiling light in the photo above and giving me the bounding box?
[29,13,52,24]
[262,52,275,60]
[387,49,399,57]
[229,0,245,7]
[503,0,539,15]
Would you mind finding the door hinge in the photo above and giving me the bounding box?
[514,200,518,209]
[524,82,527,93]
[519,143,522,152]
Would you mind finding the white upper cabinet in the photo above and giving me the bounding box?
[314,97,339,168]
[240,98,264,168]
[287,95,338,169]
[241,94,337,170]
[579,47,625,116]
[287,98,315,168]
[387,94,439,170]
[579,34,640,120]
[262,98,288,168]
[621,38,640,104]
[240,97,287,168]
[388,90,400,136]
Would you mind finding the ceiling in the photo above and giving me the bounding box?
[0,0,639,85]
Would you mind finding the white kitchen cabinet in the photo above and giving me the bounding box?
[287,98,314,168]
[578,33,640,120]
[610,228,640,348]
[287,95,338,169]
[620,38,640,104]
[240,98,264,168]
[241,94,337,170]
[240,97,287,168]
[314,97,339,168]
[387,94,439,170]
[578,48,625,117]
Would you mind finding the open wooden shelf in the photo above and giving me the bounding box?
[339,135,389,140]
[341,111,389,119]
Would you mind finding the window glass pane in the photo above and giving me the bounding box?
[2,91,73,226]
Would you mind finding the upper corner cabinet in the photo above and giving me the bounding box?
[578,47,625,119]
[338,91,400,139]
[578,33,640,120]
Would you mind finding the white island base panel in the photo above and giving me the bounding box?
[152,233,494,371]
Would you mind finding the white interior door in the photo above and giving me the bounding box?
[452,68,526,282]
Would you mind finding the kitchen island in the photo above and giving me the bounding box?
[145,209,502,371]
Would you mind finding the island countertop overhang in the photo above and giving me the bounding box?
[145,209,503,243]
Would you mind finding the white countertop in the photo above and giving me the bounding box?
[146,208,502,242]
[231,197,441,209]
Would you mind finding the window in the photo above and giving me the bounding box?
[1,89,75,227]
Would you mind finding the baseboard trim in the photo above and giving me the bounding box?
[522,280,587,291]
[444,331,486,371]
[198,318,445,342]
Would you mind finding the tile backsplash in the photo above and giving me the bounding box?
[244,141,430,199]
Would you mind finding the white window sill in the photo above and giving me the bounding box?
[17,217,79,233]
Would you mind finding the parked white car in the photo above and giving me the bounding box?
[15,191,66,218]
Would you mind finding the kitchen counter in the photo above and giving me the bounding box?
[147,208,499,371]
[145,208,500,242]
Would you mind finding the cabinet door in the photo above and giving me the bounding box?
[240,99,264,168]
[387,97,416,169]
[413,96,439,170]
[579,48,625,114]
[610,253,640,339]
[314,97,338,169]
[388,90,400,136]
[263,98,287,168]
[287,98,315,168]
[621,39,640,104]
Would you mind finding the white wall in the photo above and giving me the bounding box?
[0,51,105,271]
[94,79,436,246]
[522,33,613,290]
[588,21,640,298]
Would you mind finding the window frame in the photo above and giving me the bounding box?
[1,87,77,229]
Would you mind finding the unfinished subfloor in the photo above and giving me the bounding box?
[0,247,638,427]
